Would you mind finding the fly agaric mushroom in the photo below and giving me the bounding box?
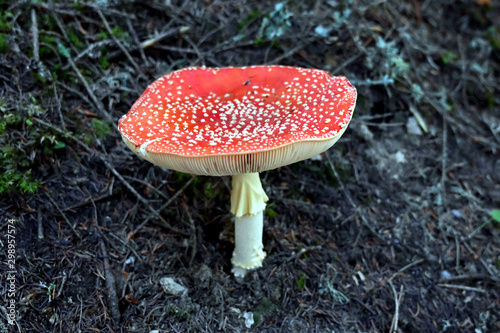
[118,66,356,277]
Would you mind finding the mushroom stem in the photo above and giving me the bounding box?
[230,172,268,277]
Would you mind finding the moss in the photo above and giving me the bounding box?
[0,8,13,31]
[0,97,68,196]
[296,272,308,290]
[57,42,71,58]
[120,91,129,102]
[0,169,41,195]
[91,118,111,139]
[485,91,498,109]
[203,182,218,199]
[99,50,110,70]
[253,298,277,326]
[265,203,278,218]
[71,1,84,11]
[487,26,500,49]
[68,29,84,48]
[41,15,57,31]
[96,31,109,40]
[0,32,9,53]
[0,121,6,135]
[174,171,193,182]
[167,305,192,321]
[441,51,459,64]
[39,35,57,57]
[111,26,127,40]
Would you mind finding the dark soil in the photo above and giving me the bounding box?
[1,1,499,332]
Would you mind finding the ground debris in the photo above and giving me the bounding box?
[1,0,499,332]
[159,277,188,296]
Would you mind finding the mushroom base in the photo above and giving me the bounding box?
[231,211,266,277]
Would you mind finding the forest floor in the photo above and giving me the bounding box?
[1,1,499,332]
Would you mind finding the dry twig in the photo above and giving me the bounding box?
[388,282,403,333]
[45,192,82,240]
[387,259,424,333]
[96,7,145,78]
[325,151,356,208]
[37,208,44,240]
[182,202,197,268]
[441,120,448,208]
[136,175,197,234]
[140,27,189,49]
[66,57,116,126]
[388,258,425,283]
[99,240,121,324]
[126,17,148,65]
[437,284,486,294]
[30,9,39,63]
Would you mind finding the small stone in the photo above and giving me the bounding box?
[243,312,254,328]
[159,277,187,296]
[406,117,423,136]
[440,270,452,280]
[230,307,241,314]
[391,151,406,164]
[125,257,135,265]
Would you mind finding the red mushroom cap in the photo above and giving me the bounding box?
[119,66,356,175]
